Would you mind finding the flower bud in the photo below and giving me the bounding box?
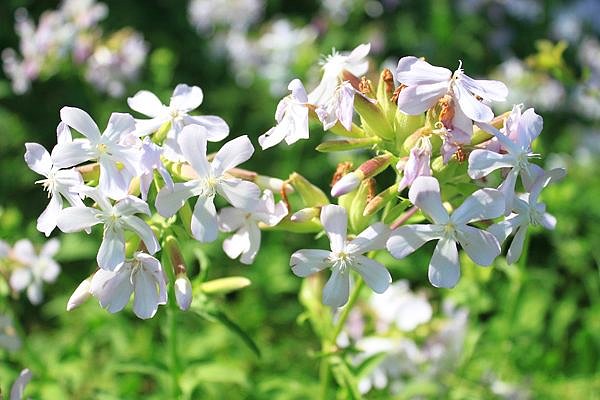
[174,274,192,311]
[349,178,375,233]
[331,172,361,197]
[363,182,400,216]
[288,172,329,207]
[376,68,396,122]
[291,207,320,222]
[315,137,381,152]
[255,175,294,195]
[66,277,92,311]
[353,94,395,140]
[331,154,393,197]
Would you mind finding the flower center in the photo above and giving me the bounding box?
[96,143,109,155]
[443,222,457,239]
[330,250,355,273]
[200,176,221,197]
[35,173,56,198]
[169,107,183,121]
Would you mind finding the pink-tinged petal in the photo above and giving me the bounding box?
[132,268,160,319]
[396,81,448,115]
[428,238,460,288]
[516,108,543,150]
[170,84,203,111]
[290,249,331,277]
[24,143,52,176]
[408,176,449,224]
[10,268,32,292]
[452,188,505,224]
[97,227,125,271]
[27,282,43,305]
[41,259,60,282]
[60,106,101,141]
[115,196,151,216]
[218,207,247,232]
[458,74,508,102]
[353,255,391,293]
[98,158,129,200]
[240,222,261,265]
[90,266,133,313]
[127,90,164,117]
[37,195,62,237]
[223,228,249,260]
[453,81,494,122]
[386,224,444,259]
[10,369,32,400]
[456,225,500,266]
[182,115,229,141]
[396,56,451,85]
[218,178,261,209]
[322,268,350,308]
[506,225,527,265]
[467,149,514,179]
[121,215,160,254]
[155,181,200,218]
[191,195,218,243]
[57,206,101,232]
[320,204,348,253]
[347,222,391,255]
[51,140,93,168]
[177,125,211,177]
[498,168,519,215]
[41,238,60,258]
[288,78,308,102]
[211,135,255,176]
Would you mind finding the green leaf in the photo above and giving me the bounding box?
[197,276,252,295]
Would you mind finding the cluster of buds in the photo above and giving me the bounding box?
[27,43,564,318]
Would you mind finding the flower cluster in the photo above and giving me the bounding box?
[27,43,564,320]
[2,0,148,97]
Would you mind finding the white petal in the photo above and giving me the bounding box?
[218,207,247,232]
[24,143,52,176]
[408,176,449,224]
[451,188,505,224]
[539,212,556,230]
[128,90,164,117]
[115,196,151,216]
[182,115,229,142]
[217,179,261,209]
[288,78,308,102]
[90,266,132,313]
[103,113,136,141]
[97,227,126,271]
[98,158,129,200]
[353,255,391,293]
[396,56,451,85]
[57,206,101,233]
[177,125,211,177]
[174,276,191,310]
[56,121,72,144]
[10,369,32,400]
[170,84,203,111]
[456,225,500,266]
[396,81,448,115]
[467,149,515,179]
[211,135,254,176]
[132,268,160,319]
[453,81,494,122]
[41,259,60,282]
[240,222,261,265]
[191,195,218,243]
[458,74,508,102]
[258,126,286,150]
[488,216,522,244]
[27,283,44,305]
[347,222,391,254]
[121,215,160,254]
[516,108,543,149]
[386,225,443,259]
[155,181,199,217]
[223,229,248,260]
[506,226,527,265]
[51,140,93,168]
[498,168,519,215]
[428,238,460,288]
[10,268,32,292]
[37,195,62,237]
[12,239,35,264]
[322,268,350,308]
[60,106,101,141]
[290,249,331,277]
[320,204,348,253]
[41,238,60,258]
[133,117,166,136]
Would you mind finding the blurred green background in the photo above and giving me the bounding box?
[0,0,599,398]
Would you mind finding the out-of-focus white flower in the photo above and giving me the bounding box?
[0,315,21,352]
[155,125,260,242]
[387,176,503,288]
[259,79,309,149]
[10,368,32,400]
[9,239,61,305]
[174,274,193,311]
[218,189,288,264]
[187,0,264,34]
[291,205,391,307]
[57,187,159,271]
[90,252,167,319]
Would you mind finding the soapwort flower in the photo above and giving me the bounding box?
[89,252,167,319]
[218,189,288,264]
[57,187,159,270]
[387,176,504,288]
[397,136,432,192]
[290,204,392,308]
[155,125,261,242]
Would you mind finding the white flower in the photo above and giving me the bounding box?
[315,80,364,131]
[395,56,508,122]
[89,252,167,319]
[369,280,432,332]
[57,187,159,270]
[155,125,261,242]
[386,176,503,288]
[218,189,288,264]
[128,84,229,160]
[290,205,392,308]
[468,105,543,214]
[258,79,309,149]
[308,43,371,106]
[53,107,140,199]
[9,239,61,305]
[488,168,565,264]
[397,136,432,192]
[135,137,174,201]
[24,140,85,236]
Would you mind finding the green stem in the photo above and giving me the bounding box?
[331,276,364,344]
[318,340,332,400]
[162,243,182,398]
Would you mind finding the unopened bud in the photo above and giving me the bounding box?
[315,137,381,152]
[363,183,400,216]
[331,172,362,197]
[331,154,393,197]
[471,111,509,146]
[76,163,100,182]
[377,69,397,122]
[66,278,92,311]
[174,274,192,311]
[349,179,375,233]
[153,121,171,143]
[291,207,320,222]
[288,172,329,207]
[255,175,294,194]
[396,112,426,150]
[354,94,395,140]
